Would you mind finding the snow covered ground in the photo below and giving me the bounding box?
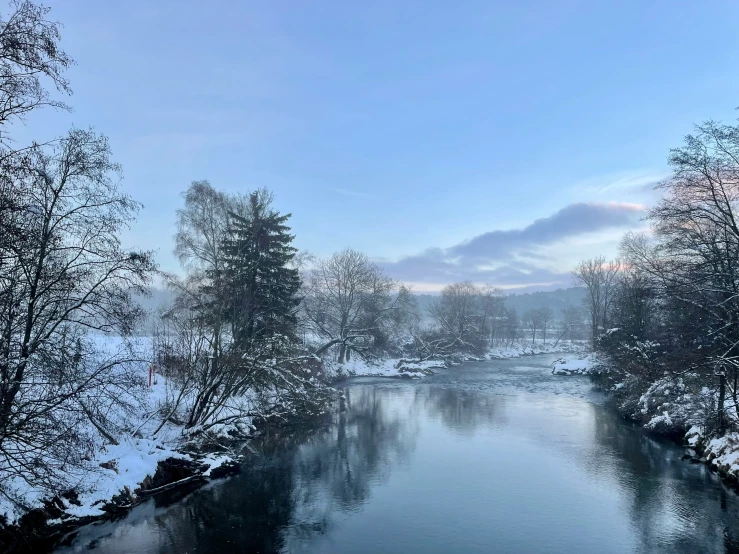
[1,375,241,525]
[0,335,243,525]
[683,426,739,483]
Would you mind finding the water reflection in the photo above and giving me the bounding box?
[420,385,507,435]
[590,408,739,554]
[57,360,739,554]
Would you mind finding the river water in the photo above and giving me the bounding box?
[56,354,739,554]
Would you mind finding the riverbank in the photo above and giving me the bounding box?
[0,334,336,553]
[327,341,589,381]
[551,351,739,493]
[0,393,332,554]
[0,389,246,553]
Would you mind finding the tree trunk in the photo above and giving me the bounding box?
[719,371,727,434]
[338,343,346,364]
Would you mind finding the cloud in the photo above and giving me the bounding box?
[379,202,646,290]
[331,188,372,199]
[571,170,666,195]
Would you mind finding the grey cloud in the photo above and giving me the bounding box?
[450,202,645,263]
[380,202,645,289]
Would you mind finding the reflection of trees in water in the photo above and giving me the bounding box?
[590,409,739,554]
[281,385,420,550]
[118,384,421,554]
[61,382,739,554]
[297,385,418,510]
[135,453,299,554]
[420,385,506,435]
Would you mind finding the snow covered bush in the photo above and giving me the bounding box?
[638,374,715,435]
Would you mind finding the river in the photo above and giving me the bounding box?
[55,354,739,554]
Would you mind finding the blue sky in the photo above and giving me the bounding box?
[20,0,739,291]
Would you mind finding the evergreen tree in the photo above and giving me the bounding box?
[220,190,301,351]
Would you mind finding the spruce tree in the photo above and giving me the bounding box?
[220,190,301,352]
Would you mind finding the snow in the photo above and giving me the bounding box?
[326,357,446,379]
[550,353,597,375]
[201,454,235,477]
[487,341,588,359]
[0,334,253,525]
[686,425,703,447]
[66,437,189,518]
[704,433,739,479]
[325,341,588,381]
[0,370,244,524]
[645,411,674,431]
[635,375,712,432]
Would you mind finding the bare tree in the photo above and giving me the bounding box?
[523,309,543,346]
[480,285,505,346]
[573,257,620,347]
[619,120,739,431]
[539,306,554,345]
[503,307,520,345]
[0,129,155,503]
[430,281,486,352]
[303,249,398,363]
[0,0,73,142]
[559,305,583,345]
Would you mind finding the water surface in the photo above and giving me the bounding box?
[56,355,739,554]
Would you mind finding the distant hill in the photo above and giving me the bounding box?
[413,287,586,322]
[504,287,586,319]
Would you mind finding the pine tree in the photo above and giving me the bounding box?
[220,190,301,352]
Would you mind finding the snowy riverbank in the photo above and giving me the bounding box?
[552,351,739,493]
[680,427,739,490]
[550,353,597,375]
[0,333,335,552]
[0,372,248,540]
[326,341,590,381]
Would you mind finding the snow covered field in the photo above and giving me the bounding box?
[487,341,588,359]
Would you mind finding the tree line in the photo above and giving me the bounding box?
[574,119,739,436]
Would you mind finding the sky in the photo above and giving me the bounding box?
[16,0,739,292]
